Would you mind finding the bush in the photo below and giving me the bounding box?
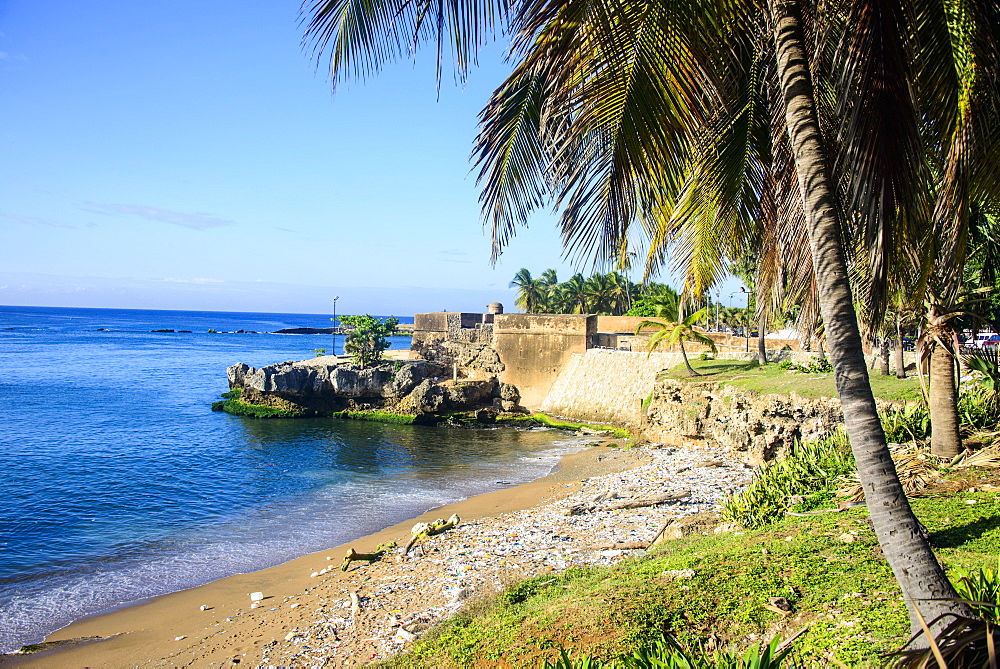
[880,403,931,443]
[722,430,854,529]
[958,384,1000,431]
[340,314,399,367]
[951,563,1000,622]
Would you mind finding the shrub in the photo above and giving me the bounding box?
[722,430,854,529]
[958,384,1000,431]
[880,403,931,443]
[951,563,1000,622]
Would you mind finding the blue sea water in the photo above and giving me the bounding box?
[0,305,579,652]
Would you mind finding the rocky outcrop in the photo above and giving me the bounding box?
[225,359,519,419]
[642,379,855,464]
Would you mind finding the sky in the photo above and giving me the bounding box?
[0,1,745,316]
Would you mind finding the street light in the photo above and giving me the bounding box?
[332,296,340,356]
[714,291,720,331]
[740,286,753,352]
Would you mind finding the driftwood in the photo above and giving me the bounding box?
[340,542,396,571]
[565,490,691,516]
[403,514,460,554]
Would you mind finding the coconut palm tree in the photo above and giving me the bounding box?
[301,0,986,631]
[637,307,718,376]
[510,268,546,313]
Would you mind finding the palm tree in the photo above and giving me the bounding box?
[584,273,616,314]
[510,268,545,313]
[301,0,983,630]
[558,274,589,314]
[636,306,718,376]
[606,271,636,315]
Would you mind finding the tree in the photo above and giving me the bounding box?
[340,314,398,368]
[637,307,717,377]
[768,0,974,629]
[302,0,980,631]
[510,268,546,313]
[625,285,681,319]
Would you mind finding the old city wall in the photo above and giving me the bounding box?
[539,349,688,425]
[491,314,595,409]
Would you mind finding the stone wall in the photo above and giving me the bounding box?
[539,349,689,425]
[492,314,596,409]
[411,312,497,371]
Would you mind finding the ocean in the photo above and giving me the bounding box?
[0,305,580,652]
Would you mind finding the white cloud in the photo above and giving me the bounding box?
[0,212,75,228]
[85,203,235,229]
[161,277,225,284]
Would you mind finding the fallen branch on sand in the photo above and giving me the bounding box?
[341,542,397,571]
[403,514,461,554]
[564,490,691,516]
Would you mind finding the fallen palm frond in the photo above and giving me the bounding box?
[838,447,938,503]
[886,614,998,668]
[953,446,1000,469]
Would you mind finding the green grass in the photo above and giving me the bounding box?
[332,410,419,425]
[210,389,307,418]
[385,490,1000,668]
[500,413,631,439]
[662,360,923,403]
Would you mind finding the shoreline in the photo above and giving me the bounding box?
[5,441,749,668]
[3,444,652,668]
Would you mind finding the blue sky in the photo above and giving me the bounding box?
[0,1,743,316]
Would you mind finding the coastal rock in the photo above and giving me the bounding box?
[641,380,896,464]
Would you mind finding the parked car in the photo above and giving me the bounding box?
[966,332,1000,350]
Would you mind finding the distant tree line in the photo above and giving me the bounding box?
[509,268,688,317]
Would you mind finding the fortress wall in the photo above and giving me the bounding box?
[539,349,688,425]
[492,314,595,409]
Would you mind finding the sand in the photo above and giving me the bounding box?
[3,441,750,668]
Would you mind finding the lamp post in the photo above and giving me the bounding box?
[332,296,340,356]
[714,291,720,331]
[740,286,752,352]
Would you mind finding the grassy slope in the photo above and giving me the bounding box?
[660,359,923,404]
[386,488,1000,667]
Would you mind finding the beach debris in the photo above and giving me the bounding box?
[199,604,211,611]
[250,592,264,602]
[174,636,186,641]
[341,542,397,572]
[565,490,691,516]
[394,627,417,643]
[290,603,301,609]
[251,602,261,609]
[403,514,460,554]
[349,591,361,618]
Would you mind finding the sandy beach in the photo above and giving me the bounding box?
[3,441,750,668]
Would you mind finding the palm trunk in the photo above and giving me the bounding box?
[770,0,971,632]
[894,317,906,378]
[929,340,962,457]
[679,339,699,377]
[757,314,768,365]
[879,339,891,376]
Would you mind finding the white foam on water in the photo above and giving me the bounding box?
[0,433,585,653]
